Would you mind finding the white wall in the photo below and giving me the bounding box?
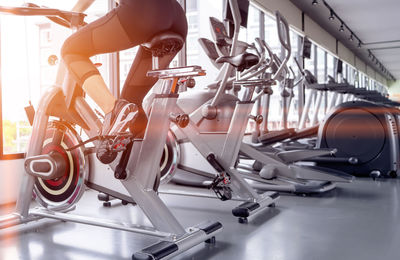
[367,66,375,79]
[0,159,24,205]
[304,16,336,54]
[252,0,302,30]
[338,42,355,67]
[253,0,388,86]
[355,57,366,74]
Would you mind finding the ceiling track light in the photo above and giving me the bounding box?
[358,41,362,48]
[312,0,318,6]
[329,10,335,20]
[339,23,344,32]
[349,34,354,41]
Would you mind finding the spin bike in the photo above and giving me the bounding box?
[139,0,281,224]
[156,6,353,197]
[0,4,222,259]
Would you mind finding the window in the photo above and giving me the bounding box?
[0,0,109,157]
[317,48,326,83]
[264,13,284,130]
[239,4,261,42]
[119,47,139,90]
[0,0,391,158]
[345,64,357,86]
[286,31,301,127]
[185,0,223,88]
[186,0,198,12]
[326,53,335,79]
[264,13,281,54]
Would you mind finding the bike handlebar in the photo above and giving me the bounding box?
[0,3,86,28]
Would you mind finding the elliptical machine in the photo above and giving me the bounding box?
[287,58,400,179]
[314,88,400,178]
[0,4,222,259]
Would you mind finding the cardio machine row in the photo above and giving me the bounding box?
[0,0,398,259]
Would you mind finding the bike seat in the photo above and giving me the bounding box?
[142,32,184,57]
[304,70,318,84]
[216,52,259,72]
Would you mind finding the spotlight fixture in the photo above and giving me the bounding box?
[357,41,362,48]
[312,0,318,6]
[329,10,335,20]
[349,34,354,41]
[368,52,372,58]
[339,23,344,32]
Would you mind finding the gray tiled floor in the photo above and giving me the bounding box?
[1,178,399,260]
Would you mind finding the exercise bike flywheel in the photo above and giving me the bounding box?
[159,130,180,184]
[34,121,88,209]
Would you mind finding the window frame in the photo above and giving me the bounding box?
[0,0,391,160]
[0,1,113,159]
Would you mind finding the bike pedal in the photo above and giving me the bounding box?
[96,133,133,164]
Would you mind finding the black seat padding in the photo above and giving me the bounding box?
[142,32,184,57]
[216,52,259,72]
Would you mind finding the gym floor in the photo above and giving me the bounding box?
[0,178,399,260]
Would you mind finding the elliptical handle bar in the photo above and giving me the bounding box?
[275,11,291,53]
[0,3,86,29]
[293,57,305,76]
[260,39,274,68]
[272,11,291,81]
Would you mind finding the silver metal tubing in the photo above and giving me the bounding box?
[0,214,23,229]
[260,94,271,133]
[311,90,323,126]
[328,92,338,110]
[121,93,187,236]
[0,213,45,230]
[158,189,251,202]
[31,208,172,238]
[15,87,62,217]
[299,89,316,129]
[164,225,222,260]
[74,96,102,138]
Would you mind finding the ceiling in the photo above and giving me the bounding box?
[290,0,400,82]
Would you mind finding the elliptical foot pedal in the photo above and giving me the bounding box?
[232,201,260,219]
